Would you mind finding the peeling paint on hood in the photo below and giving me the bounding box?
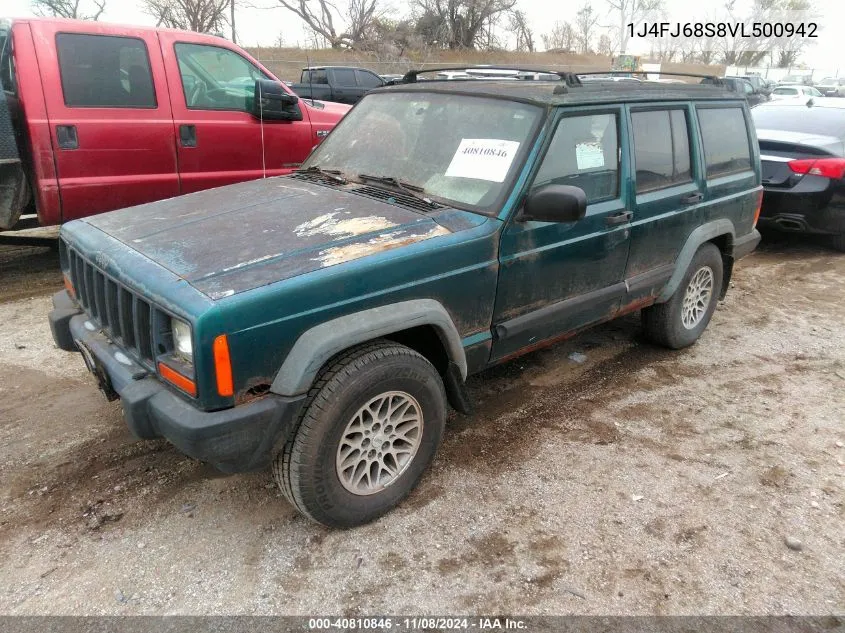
[83,177,459,299]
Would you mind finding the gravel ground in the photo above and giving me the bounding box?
[0,236,843,615]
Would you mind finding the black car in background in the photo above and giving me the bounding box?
[752,98,845,250]
[703,76,769,106]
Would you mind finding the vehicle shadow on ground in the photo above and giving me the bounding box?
[0,244,61,303]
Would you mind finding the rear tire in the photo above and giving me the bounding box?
[274,340,447,528]
[642,243,724,349]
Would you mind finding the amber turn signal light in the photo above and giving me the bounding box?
[158,362,197,397]
[213,334,234,397]
[63,273,75,299]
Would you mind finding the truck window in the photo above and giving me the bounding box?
[632,109,692,192]
[533,112,619,203]
[697,107,752,178]
[56,33,156,108]
[356,70,382,89]
[302,69,328,84]
[175,42,268,111]
[0,24,15,95]
[331,68,357,87]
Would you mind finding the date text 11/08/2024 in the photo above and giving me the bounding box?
[628,22,818,39]
[308,617,528,630]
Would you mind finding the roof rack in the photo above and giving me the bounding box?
[401,66,583,90]
[575,70,726,85]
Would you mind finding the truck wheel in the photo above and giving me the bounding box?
[274,340,447,528]
[642,243,723,350]
[829,233,845,252]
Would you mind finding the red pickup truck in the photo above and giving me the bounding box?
[0,17,349,230]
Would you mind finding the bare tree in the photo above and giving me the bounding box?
[230,0,236,43]
[143,0,229,33]
[346,0,382,46]
[508,9,534,52]
[413,0,517,49]
[274,0,382,49]
[650,35,679,62]
[596,33,613,56]
[32,0,106,20]
[604,0,662,54]
[574,2,599,55]
[541,21,576,52]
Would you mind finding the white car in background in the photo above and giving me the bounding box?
[770,85,823,100]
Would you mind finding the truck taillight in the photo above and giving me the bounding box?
[753,189,763,227]
[787,157,845,180]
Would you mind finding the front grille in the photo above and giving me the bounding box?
[66,246,161,369]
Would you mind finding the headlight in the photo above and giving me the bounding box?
[171,318,193,363]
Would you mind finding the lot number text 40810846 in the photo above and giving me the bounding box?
[628,22,818,38]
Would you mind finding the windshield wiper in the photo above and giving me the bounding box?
[294,165,347,184]
[357,174,438,208]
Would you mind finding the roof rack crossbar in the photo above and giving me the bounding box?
[401,66,583,89]
[575,70,724,83]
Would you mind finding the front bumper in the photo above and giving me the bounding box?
[48,290,305,473]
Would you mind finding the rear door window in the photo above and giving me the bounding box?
[56,33,156,108]
[773,87,798,96]
[632,109,692,192]
[332,68,357,87]
[697,107,752,177]
[533,112,619,203]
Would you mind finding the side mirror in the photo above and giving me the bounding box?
[521,184,587,223]
[252,79,302,121]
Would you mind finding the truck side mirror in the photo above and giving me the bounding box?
[520,184,587,223]
[252,79,303,121]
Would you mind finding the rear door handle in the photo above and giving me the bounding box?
[180,124,197,148]
[681,192,704,204]
[56,125,78,149]
[606,211,633,226]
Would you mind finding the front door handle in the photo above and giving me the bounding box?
[180,124,197,148]
[606,211,633,226]
[681,192,704,205]
[56,125,78,149]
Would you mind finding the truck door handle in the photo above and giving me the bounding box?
[56,125,78,150]
[681,192,703,204]
[180,124,197,148]
[605,211,633,226]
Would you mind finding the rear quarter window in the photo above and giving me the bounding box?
[697,106,752,178]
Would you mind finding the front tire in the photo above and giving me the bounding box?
[829,233,845,252]
[274,340,447,528]
[642,243,724,349]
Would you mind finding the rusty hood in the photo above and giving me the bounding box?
[83,177,453,299]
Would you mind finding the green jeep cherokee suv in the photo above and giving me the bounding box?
[49,71,762,527]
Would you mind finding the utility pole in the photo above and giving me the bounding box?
[230,0,237,44]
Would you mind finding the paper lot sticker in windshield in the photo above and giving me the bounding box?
[445,139,521,183]
[576,142,605,170]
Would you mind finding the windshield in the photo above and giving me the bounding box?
[753,106,845,138]
[302,92,543,214]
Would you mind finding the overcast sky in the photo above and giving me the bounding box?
[5,0,844,72]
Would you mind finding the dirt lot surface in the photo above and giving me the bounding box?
[0,237,843,616]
